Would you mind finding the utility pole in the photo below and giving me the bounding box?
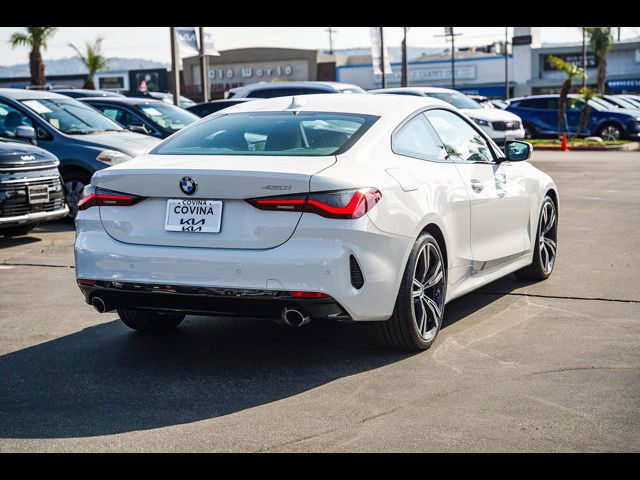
[435,28,462,89]
[582,27,587,89]
[379,27,387,88]
[170,27,180,106]
[325,27,337,55]
[199,27,208,103]
[401,27,409,87]
[504,27,509,99]
[617,27,621,41]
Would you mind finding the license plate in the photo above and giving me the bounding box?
[28,185,49,204]
[165,199,222,233]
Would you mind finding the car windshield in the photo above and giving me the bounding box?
[152,111,379,156]
[608,97,638,109]
[136,103,198,131]
[20,98,123,134]
[424,91,482,109]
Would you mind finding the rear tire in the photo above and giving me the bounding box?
[117,308,185,333]
[377,233,446,351]
[515,195,558,281]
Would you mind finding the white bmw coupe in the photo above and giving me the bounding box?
[75,94,558,350]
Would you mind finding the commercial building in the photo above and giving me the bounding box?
[512,27,640,96]
[182,47,336,99]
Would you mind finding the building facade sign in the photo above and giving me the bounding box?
[374,64,476,85]
[543,53,598,71]
[607,78,640,90]
[207,60,306,81]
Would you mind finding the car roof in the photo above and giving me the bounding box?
[0,88,71,100]
[230,81,362,92]
[370,86,457,95]
[80,96,169,106]
[214,92,450,119]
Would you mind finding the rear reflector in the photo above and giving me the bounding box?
[246,188,381,219]
[77,191,145,211]
[289,291,330,299]
[77,279,96,286]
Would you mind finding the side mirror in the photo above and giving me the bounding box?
[15,125,37,144]
[505,140,532,162]
[127,124,149,135]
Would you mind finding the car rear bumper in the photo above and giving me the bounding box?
[0,205,69,227]
[74,212,414,321]
[78,280,349,320]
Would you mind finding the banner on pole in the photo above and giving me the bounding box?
[369,27,392,76]
[200,28,221,56]
[176,27,199,56]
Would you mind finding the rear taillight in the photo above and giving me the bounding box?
[77,188,145,211]
[246,188,381,219]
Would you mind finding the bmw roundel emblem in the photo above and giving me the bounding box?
[180,176,197,195]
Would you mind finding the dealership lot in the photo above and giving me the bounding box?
[0,150,639,452]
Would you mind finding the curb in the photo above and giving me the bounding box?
[533,142,640,152]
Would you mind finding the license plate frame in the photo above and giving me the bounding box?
[28,184,49,204]
[164,199,223,233]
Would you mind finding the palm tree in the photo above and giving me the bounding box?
[548,55,586,138]
[577,87,598,135]
[8,27,57,87]
[69,36,109,89]
[586,27,614,94]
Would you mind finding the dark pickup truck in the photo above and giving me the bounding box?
[0,139,68,236]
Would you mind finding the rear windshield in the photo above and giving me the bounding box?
[152,111,379,156]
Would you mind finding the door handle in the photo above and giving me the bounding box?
[470,179,483,192]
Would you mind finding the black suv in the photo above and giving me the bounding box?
[1,139,67,236]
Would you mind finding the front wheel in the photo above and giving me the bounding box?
[515,196,558,281]
[377,233,446,351]
[117,309,185,333]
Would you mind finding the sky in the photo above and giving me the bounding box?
[0,27,639,66]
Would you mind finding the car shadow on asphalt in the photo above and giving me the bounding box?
[0,283,513,439]
[0,235,41,249]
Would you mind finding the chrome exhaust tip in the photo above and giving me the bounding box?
[91,296,106,314]
[281,307,311,327]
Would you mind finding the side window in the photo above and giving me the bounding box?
[544,98,559,110]
[0,101,33,139]
[247,89,282,99]
[96,106,136,127]
[392,113,446,162]
[517,98,547,109]
[424,109,494,163]
[567,99,585,112]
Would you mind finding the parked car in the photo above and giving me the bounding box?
[0,88,160,219]
[226,81,366,99]
[75,94,558,351]
[186,98,257,117]
[505,94,640,140]
[616,95,640,108]
[1,139,68,236]
[466,94,496,109]
[602,95,640,109]
[489,99,508,109]
[370,87,525,145]
[51,88,125,99]
[124,91,196,109]
[81,97,199,139]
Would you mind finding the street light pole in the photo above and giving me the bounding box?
[451,30,455,89]
[199,27,209,103]
[170,27,181,106]
[582,27,587,89]
[504,27,509,99]
[380,27,386,88]
[401,27,408,87]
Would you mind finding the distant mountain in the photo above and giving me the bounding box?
[0,57,169,78]
[327,47,443,62]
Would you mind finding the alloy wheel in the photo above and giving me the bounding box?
[411,243,445,342]
[539,200,558,275]
[64,179,85,219]
[600,125,621,141]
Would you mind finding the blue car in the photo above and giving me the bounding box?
[506,94,640,141]
[0,88,160,218]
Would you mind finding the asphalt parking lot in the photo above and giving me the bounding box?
[0,150,638,452]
